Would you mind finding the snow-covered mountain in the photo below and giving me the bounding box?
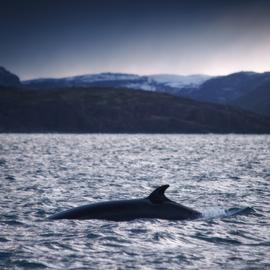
[23,72,210,93]
[149,74,211,88]
[65,72,141,83]
[24,73,152,90]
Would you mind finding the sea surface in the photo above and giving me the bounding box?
[0,134,269,269]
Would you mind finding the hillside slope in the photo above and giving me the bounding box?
[0,87,270,133]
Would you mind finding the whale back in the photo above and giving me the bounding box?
[49,184,202,221]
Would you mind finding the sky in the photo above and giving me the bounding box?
[1,0,270,80]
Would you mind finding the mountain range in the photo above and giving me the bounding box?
[0,66,270,133]
[21,69,270,117]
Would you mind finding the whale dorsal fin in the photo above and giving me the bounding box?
[148,185,170,203]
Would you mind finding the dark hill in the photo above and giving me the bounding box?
[0,67,21,87]
[233,80,270,117]
[184,72,270,103]
[0,86,270,133]
[177,72,270,117]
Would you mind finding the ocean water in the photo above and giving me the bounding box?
[0,134,269,269]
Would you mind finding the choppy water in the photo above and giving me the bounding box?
[0,134,269,269]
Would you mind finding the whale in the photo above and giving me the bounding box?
[49,185,202,221]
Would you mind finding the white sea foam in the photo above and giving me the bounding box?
[201,207,227,219]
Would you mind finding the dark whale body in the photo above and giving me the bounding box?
[49,185,201,221]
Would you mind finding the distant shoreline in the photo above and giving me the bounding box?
[1,132,270,135]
